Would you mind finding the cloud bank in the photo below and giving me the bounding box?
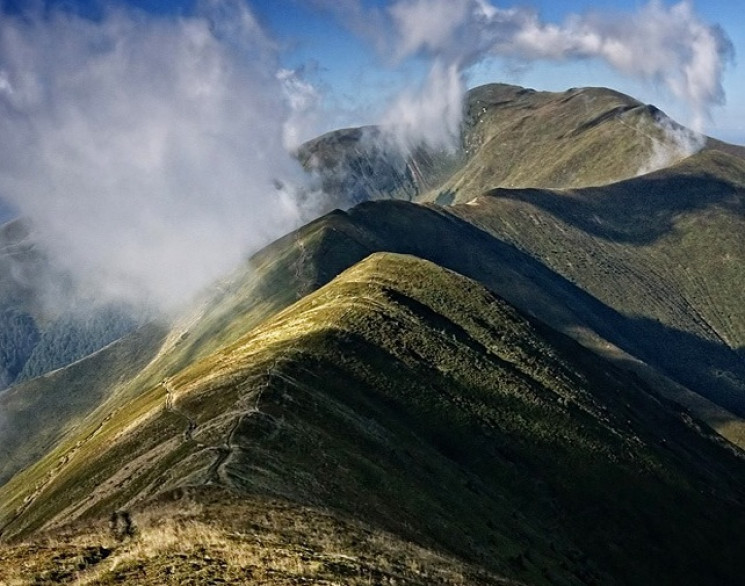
[0,0,317,313]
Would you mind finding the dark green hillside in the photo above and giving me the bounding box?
[452,149,745,415]
[231,196,745,424]
[2,254,744,585]
[0,308,39,387]
[15,305,139,382]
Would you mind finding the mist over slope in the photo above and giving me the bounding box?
[0,220,144,391]
[2,80,745,585]
[300,83,731,207]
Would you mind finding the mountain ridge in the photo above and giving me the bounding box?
[2,81,745,584]
[4,253,745,584]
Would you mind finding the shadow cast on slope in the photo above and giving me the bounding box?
[484,169,742,246]
[334,200,745,416]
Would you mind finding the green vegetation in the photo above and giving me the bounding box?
[452,148,745,416]
[425,84,717,203]
[0,307,39,387]
[3,82,745,585]
[3,254,745,585]
[16,305,138,382]
[0,323,167,487]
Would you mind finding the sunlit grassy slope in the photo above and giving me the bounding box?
[299,84,731,207]
[3,82,745,584]
[0,324,167,487]
[2,253,745,585]
[426,84,744,204]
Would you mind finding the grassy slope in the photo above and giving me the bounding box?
[0,324,167,487]
[425,84,725,204]
[2,254,745,585]
[4,178,745,517]
[9,189,742,499]
[451,149,745,418]
[3,81,745,583]
[0,489,512,586]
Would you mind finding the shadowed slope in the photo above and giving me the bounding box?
[2,254,744,585]
[452,149,745,415]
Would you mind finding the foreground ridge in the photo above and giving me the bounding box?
[2,253,745,585]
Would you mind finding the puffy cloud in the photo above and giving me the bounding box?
[323,0,733,146]
[0,0,318,313]
[387,0,733,132]
[380,59,464,151]
[278,66,324,152]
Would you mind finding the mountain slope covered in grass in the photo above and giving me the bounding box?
[432,84,711,202]
[452,148,745,415]
[4,181,745,510]
[3,253,745,585]
[3,82,745,585]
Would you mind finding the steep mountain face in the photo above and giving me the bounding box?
[3,254,745,585]
[297,125,462,205]
[3,82,745,585]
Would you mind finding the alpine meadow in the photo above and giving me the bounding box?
[1,1,745,585]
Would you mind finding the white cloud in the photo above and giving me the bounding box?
[388,0,470,61]
[381,59,464,151]
[0,1,320,313]
[386,0,733,133]
[325,0,733,148]
[278,67,324,152]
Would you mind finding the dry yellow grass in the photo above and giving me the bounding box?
[0,489,515,585]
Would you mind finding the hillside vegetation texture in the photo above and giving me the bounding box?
[2,84,745,585]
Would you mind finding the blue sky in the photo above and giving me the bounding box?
[2,0,743,142]
[253,0,744,143]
